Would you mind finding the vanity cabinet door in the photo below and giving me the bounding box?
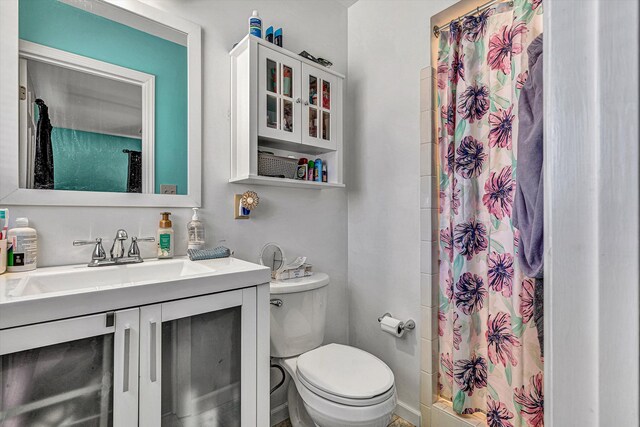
[139,288,258,427]
[0,308,140,426]
[301,63,339,151]
[258,45,302,144]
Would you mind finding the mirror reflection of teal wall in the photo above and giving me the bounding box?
[53,129,142,192]
[19,0,188,195]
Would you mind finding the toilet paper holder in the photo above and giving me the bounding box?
[377,312,415,335]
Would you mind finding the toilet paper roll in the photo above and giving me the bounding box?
[380,315,404,337]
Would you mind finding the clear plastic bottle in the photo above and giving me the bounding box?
[187,208,205,250]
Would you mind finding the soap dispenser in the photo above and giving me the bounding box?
[187,208,205,250]
[157,212,174,259]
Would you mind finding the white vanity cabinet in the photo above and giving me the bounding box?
[0,286,269,427]
[139,288,258,426]
[230,35,345,189]
[0,308,140,426]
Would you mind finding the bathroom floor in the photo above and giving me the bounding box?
[274,414,414,427]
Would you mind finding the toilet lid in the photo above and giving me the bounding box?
[296,343,395,400]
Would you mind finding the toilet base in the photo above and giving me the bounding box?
[288,380,319,427]
[280,357,397,427]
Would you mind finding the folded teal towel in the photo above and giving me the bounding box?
[187,246,232,261]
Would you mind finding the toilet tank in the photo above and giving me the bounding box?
[270,273,330,358]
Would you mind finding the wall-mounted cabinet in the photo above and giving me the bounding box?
[230,35,344,189]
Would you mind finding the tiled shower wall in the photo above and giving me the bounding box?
[419,68,486,427]
[418,66,439,425]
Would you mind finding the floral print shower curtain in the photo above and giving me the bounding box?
[437,1,543,426]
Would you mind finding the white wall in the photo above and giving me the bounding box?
[7,0,349,416]
[346,0,454,421]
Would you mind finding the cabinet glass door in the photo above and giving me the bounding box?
[0,309,139,426]
[258,45,302,144]
[302,64,338,150]
[140,289,257,427]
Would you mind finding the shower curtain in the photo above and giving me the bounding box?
[437,1,543,425]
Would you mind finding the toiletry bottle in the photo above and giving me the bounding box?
[274,28,283,47]
[296,158,308,180]
[322,163,328,183]
[307,160,315,181]
[157,212,174,259]
[0,208,8,240]
[249,10,262,38]
[7,217,37,272]
[265,26,274,43]
[187,208,205,250]
[314,158,322,182]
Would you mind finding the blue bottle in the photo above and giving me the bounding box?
[314,159,322,182]
[249,10,262,38]
[274,28,283,47]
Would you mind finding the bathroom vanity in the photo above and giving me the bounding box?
[0,257,271,426]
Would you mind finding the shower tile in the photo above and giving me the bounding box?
[420,80,432,112]
[421,404,432,427]
[420,176,437,209]
[421,338,438,374]
[421,305,437,340]
[420,142,435,175]
[420,241,437,274]
[420,209,437,241]
[421,111,433,143]
[432,401,485,426]
[420,371,438,406]
[421,273,439,307]
[420,67,432,80]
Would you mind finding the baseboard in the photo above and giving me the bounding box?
[270,402,289,426]
[395,400,421,426]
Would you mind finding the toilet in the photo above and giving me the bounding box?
[270,273,397,427]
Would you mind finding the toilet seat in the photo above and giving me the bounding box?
[295,343,395,407]
[297,372,396,407]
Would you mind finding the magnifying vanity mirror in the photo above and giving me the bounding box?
[0,0,202,207]
[259,243,286,277]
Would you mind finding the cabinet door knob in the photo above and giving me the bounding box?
[295,98,301,104]
[303,101,309,106]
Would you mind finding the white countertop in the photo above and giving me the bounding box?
[0,256,271,329]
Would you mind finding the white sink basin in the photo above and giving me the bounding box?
[0,257,271,330]
[7,259,215,298]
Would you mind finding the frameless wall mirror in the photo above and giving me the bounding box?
[0,0,202,207]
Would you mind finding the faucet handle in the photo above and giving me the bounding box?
[73,238,106,261]
[128,236,155,258]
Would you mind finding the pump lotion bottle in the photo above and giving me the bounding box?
[187,208,205,250]
[157,212,174,259]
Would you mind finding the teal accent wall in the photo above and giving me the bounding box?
[52,128,142,193]
[20,0,188,195]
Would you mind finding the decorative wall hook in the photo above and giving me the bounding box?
[235,190,260,219]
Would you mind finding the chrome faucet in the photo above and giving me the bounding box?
[74,229,154,267]
[110,229,128,260]
[73,238,106,266]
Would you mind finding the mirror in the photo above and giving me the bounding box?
[259,243,285,276]
[0,0,202,206]
[20,51,148,193]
